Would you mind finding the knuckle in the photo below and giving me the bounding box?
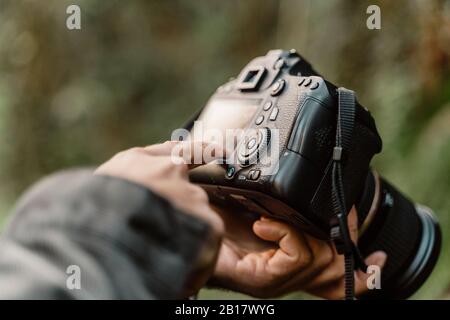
[114,150,134,162]
[162,157,184,170]
[176,162,189,173]
[300,255,313,269]
[172,162,189,177]
[169,155,188,169]
[293,248,313,269]
[152,159,189,182]
[127,147,145,154]
[191,186,209,203]
[114,148,144,161]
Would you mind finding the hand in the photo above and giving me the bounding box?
[95,141,225,233]
[95,141,226,296]
[209,206,387,299]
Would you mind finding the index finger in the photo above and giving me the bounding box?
[144,140,229,169]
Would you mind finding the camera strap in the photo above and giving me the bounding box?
[330,88,367,300]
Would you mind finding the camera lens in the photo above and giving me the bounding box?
[357,172,441,299]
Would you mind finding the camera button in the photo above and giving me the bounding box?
[263,101,273,111]
[310,82,319,90]
[238,128,270,166]
[226,166,236,178]
[304,78,312,87]
[240,136,258,157]
[255,115,265,125]
[247,137,257,149]
[270,79,285,96]
[247,170,261,180]
[269,107,279,121]
[273,58,286,70]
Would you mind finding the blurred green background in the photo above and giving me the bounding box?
[0,0,448,299]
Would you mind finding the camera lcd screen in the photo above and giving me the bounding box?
[192,98,261,146]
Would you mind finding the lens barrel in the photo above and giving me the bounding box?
[357,172,441,299]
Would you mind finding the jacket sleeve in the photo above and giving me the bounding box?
[0,169,212,299]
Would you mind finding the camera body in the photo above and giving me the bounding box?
[189,49,382,239]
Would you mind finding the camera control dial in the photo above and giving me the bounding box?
[238,127,271,166]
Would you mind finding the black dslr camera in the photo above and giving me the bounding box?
[186,49,441,299]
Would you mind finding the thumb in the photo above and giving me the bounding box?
[253,219,313,272]
[253,219,289,243]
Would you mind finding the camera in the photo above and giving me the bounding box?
[186,49,441,299]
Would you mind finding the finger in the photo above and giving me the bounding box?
[308,250,387,299]
[144,141,179,155]
[144,141,228,169]
[191,203,225,235]
[253,219,313,272]
[354,251,387,295]
[145,155,189,179]
[273,208,358,295]
[150,177,224,234]
[301,234,335,274]
[348,206,358,244]
[303,251,345,292]
[303,206,357,293]
[270,235,336,294]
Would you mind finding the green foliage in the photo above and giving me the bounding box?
[0,0,448,298]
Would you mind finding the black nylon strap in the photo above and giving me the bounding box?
[337,88,356,152]
[331,88,367,300]
[330,88,356,254]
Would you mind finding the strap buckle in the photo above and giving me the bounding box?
[332,146,343,161]
[330,213,353,255]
